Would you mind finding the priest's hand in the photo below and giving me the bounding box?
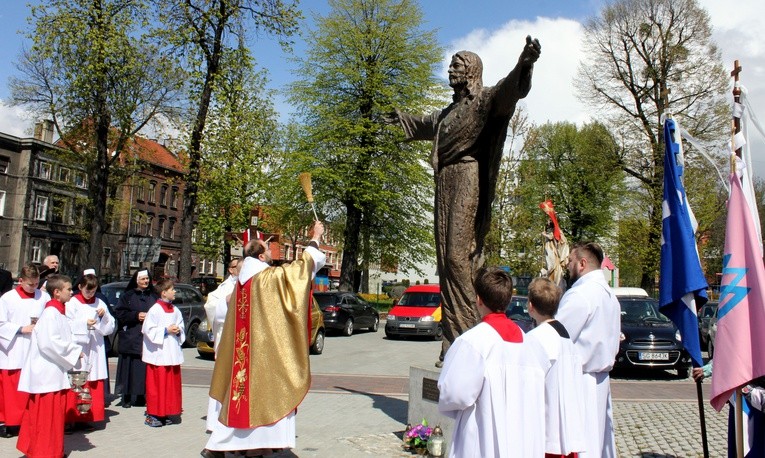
[138,312,147,322]
[20,324,34,334]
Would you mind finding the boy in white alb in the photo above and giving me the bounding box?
[65,269,115,429]
[527,277,587,458]
[17,275,83,458]
[141,278,184,427]
[0,264,48,437]
[438,267,549,458]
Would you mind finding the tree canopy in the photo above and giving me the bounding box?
[289,0,445,292]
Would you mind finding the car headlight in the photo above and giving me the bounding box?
[420,316,435,322]
[387,315,397,321]
[620,332,626,342]
[199,318,209,332]
[675,330,682,342]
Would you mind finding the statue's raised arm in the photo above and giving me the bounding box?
[493,35,541,116]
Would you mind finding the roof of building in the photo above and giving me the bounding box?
[125,136,186,174]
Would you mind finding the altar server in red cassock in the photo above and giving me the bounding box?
[438,267,549,458]
[17,275,83,458]
[0,264,47,438]
[64,270,115,428]
[141,278,184,427]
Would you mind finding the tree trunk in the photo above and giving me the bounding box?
[178,15,226,283]
[339,201,361,292]
[86,111,111,272]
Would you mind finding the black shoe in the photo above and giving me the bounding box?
[200,449,225,458]
[2,425,19,438]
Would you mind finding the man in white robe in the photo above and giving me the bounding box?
[204,258,240,432]
[202,222,325,458]
[438,267,548,458]
[526,277,586,456]
[555,242,620,458]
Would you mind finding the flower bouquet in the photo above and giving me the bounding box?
[404,419,433,454]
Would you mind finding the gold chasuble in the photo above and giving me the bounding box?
[209,252,315,428]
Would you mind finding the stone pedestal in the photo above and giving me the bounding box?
[407,366,454,451]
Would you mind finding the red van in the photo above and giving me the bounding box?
[385,284,442,340]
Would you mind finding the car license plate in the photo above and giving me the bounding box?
[638,352,669,361]
[400,323,416,328]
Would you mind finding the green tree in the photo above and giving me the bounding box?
[576,0,729,290]
[10,0,183,270]
[508,121,624,276]
[288,0,445,292]
[156,0,300,281]
[195,44,281,266]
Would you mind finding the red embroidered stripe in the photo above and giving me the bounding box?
[227,280,252,428]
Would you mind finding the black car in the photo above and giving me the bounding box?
[505,296,533,333]
[191,276,221,297]
[101,281,207,349]
[313,291,379,336]
[614,296,692,378]
[698,301,718,348]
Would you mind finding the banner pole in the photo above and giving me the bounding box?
[695,379,709,458]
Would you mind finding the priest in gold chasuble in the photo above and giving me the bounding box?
[204,222,326,455]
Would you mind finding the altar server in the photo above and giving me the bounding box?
[141,278,184,427]
[438,266,549,458]
[65,269,115,429]
[17,275,83,458]
[527,277,587,457]
[0,264,47,437]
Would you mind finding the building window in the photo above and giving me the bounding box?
[158,218,166,239]
[136,184,144,202]
[58,167,71,183]
[208,260,215,275]
[170,187,178,209]
[0,190,5,217]
[191,228,197,243]
[75,171,87,188]
[131,213,141,235]
[34,196,48,221]
[146,214,154,236]
[160,185,168,206]
[31,239,43,263]
[38,162,51,179]
[51,197,70,224]
[168,219,175,239]
[102,247,111,270]
[0,158,9,174]
[148,182,156,204]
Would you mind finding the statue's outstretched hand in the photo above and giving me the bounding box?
[519,35,541,66]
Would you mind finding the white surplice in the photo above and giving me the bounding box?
[0,289,47,370]
[205,245,325,452]
[66,295,115,381]
[527,321,587,455]
[205,276,235,432]
[438,321,549,458]
[18,305,82,394]
[141,303,185,366]
[555,270,620,458]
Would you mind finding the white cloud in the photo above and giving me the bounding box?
[0,102,34,138]
[447,4,765,177]
[444,17,588,127]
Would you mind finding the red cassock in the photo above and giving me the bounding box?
[145,364,182,417]
[64,379,105,423]
[0,368,28,426]
[17,390,67,458]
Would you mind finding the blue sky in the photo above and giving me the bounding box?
[1,0,764,175]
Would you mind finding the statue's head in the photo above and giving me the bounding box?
[449,51,483,98]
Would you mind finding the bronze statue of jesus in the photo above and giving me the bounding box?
[390,36,541,363]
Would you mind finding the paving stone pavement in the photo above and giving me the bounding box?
[0,386,731,457]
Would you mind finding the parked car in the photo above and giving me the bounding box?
[614,293,692,378]
[698,301,718,347]
[191,276,221,297]
[196,294,326,359]
[385,284,442,340]
[101,281,206,349]
[313,291,379,336]
[504,296,533,332]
